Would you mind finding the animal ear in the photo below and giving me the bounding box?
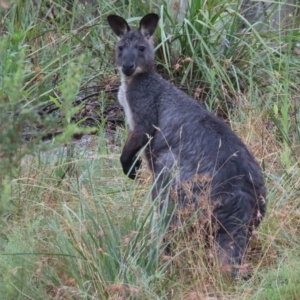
[107,15,130,38]
[139,13,159,39]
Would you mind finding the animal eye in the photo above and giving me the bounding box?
[139,46,145,52]
[118,46,123,51]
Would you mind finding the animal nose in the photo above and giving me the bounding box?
[122,63,134,71]
[122,63,135,76]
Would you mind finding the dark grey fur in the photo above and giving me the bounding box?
[107,13,267,276]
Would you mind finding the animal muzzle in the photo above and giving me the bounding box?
[122,62,136,76]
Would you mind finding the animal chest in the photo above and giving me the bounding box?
[118,81,135,131]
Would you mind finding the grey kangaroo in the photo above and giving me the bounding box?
[107,13,266,277]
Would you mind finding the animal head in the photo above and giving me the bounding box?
[107,13,159,77]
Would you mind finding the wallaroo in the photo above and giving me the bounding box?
[107,13,267,277]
